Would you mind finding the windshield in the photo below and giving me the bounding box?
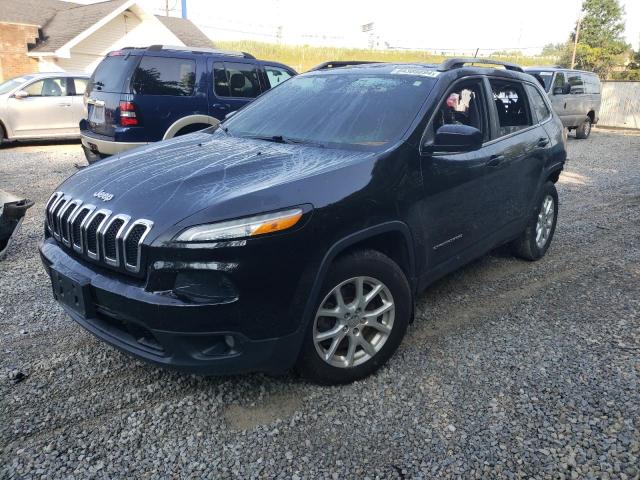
[528,71,554,92]
[223,72,436,149]
[0,76,33,95]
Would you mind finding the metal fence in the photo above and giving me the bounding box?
[598,81,640,130]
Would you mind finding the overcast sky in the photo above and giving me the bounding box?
[146,0,640,53]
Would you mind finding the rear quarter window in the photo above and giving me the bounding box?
[132,56,196,96]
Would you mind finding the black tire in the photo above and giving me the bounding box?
[511,181,559,261]
[296,250,411,385]
[82,145,107,165]
[0,123,5,146]
[575,117,592,139]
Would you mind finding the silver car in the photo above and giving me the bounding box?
[525,67,601,139]
[0,72,89,143]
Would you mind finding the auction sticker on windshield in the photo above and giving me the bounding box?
[390,67,440,77]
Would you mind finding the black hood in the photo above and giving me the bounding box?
[58,131,376,239]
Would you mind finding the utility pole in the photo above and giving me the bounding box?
[165,0,169,16]
[571,12,584,69]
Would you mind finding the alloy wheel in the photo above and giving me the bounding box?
[536,194,555,248]
[313,276,395,368]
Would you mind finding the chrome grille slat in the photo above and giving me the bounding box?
[123,220,153,273]
[85,209,111,260]
[59,200,82,246]
[49,195,68,240]
[46,193,152,273]
[70,205,95,253]
[45,192,63,232]
[102,214,130,267]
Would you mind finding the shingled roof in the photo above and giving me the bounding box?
[0,0,213,53]
[0,0,73,27]
[155,15,213,48]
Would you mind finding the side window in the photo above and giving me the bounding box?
[584,75,600,94]
[213,62,230,97]
[552,72,566,95]
[264,66,292,89]
[224,62,261,98]
[489,79,532,137]
[525,84,551,123]
[567,73,585,94]
[132,56,196,96]
[24,78,68,97]
[427,80,487,143]
[73,78,88,95]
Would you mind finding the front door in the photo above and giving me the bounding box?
[419,78,495,266]
[7,77,74,137]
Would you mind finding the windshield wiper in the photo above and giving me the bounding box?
[242,135,325,148]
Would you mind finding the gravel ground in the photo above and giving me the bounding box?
[1,130,639,479]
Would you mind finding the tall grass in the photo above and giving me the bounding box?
[215,40,559,72]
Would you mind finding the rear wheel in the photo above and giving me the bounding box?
[575,117,592,139]
[296,250,411,384]
[0,123,5,146]
[511,181,559,261]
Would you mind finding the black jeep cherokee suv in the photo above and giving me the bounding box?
[40,58,566,384]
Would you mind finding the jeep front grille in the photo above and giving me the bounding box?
[45,192,153,273]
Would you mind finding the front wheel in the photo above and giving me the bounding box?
[511,181,559,261]
[296,250,411,384]
[575,117,592,139]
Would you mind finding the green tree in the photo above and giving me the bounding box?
[559,0,630,77]
[541,43,566,58]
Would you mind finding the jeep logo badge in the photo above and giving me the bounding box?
[93,190,114,202]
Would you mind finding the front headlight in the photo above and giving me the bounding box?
[174,208,303,242]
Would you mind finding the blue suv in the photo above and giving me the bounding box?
[80,45,296,163]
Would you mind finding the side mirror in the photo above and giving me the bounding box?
[552,86,563,95]
[563,83,571,94]
[224,110,237,120]
[13,90,28,99]
[424,124,483,153]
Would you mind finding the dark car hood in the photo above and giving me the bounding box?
[58,131,376,237]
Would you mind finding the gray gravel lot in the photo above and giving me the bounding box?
[1,130,639,479]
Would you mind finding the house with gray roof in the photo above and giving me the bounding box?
[0,0,213,81]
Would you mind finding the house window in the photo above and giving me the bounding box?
[132,56,196,96]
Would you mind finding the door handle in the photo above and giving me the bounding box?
[58,103,71,107]
[212,103,230,110]
[486,154,505,167]
[537,137,549,147]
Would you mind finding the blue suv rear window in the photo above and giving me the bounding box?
[91,55,137,93]
[132,56,196,96]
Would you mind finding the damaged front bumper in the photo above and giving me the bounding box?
[0,190,34,259]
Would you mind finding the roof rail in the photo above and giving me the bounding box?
[147,44,255,59]
[308,60,381,71]
[437,57,524,73]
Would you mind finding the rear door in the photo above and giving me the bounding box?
[566,72,587,123]
[7,77,74,137]
[483,78,547,232]
[86,52,140,138]
[209,60,263,120]
[130,54,202,141]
